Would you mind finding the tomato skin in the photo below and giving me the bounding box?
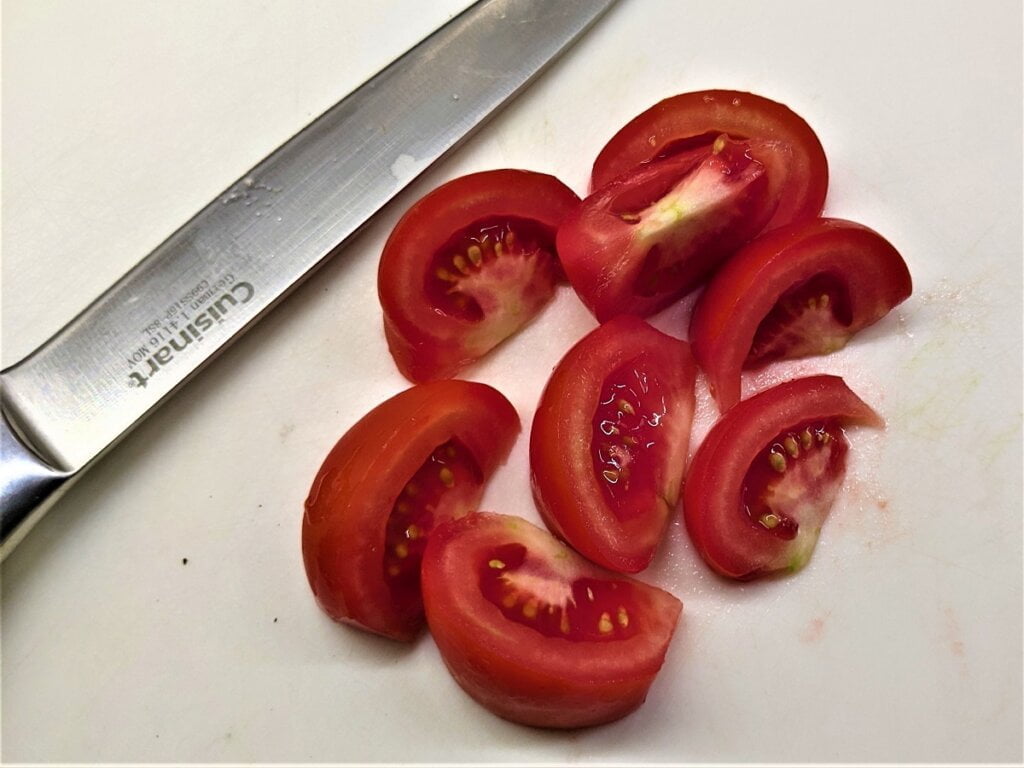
[422,512,682,729]
[301,381,519,641]
[683,375,883,580]
[558,136,790,321]
[530,316,696,573]
[591,90,827,232]
[689,218,913,411]
[379,169,580,382]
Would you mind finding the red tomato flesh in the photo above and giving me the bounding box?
[381,439,481,622]
[558,135,789,321]
[379,170,580,382]
[683,376,882,580]
[689,218,913,410]
[591,90,828,232]
[531,316,696,573]
[302,381,519,640]
[422,512,682,728]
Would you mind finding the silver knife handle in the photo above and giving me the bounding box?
[1,416,73,557]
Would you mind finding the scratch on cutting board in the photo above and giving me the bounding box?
[979,418,1023,467]
[942,603,969,681]
[946,619,966,657]
[894,371,981,440]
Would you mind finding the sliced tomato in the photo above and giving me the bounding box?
[378,169,580,382]
[558,135,790,320]
[301,380,519,640]
[689,218,913,411]
[683,375,883,580]
[591,90,828,232]
[530,316,696,573]
[422,512,682,728]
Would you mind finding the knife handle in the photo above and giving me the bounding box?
[1,416,73,560]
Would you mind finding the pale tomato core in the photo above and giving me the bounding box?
[741,419,848,540]
[384,440,482,619]
[590,360,667,520]
[424,216,557,323]
[478,543,639,642]
[631,137,766,298]
[748,274,854,366]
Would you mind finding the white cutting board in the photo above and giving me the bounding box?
[2,0,1021,762]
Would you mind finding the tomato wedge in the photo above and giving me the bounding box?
[379,169,580,382]
[558,135,790,321]
[689,218,913,411]
[422,512,682,728]
[683,375,883,580]
[530,316,696,573]
[301,381,519,640]
[591,90,828,232]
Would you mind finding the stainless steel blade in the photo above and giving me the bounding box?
[0,0,617,557]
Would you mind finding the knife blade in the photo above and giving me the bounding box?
[0,0,617,558]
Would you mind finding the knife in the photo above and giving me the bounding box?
[0,0,617,558]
